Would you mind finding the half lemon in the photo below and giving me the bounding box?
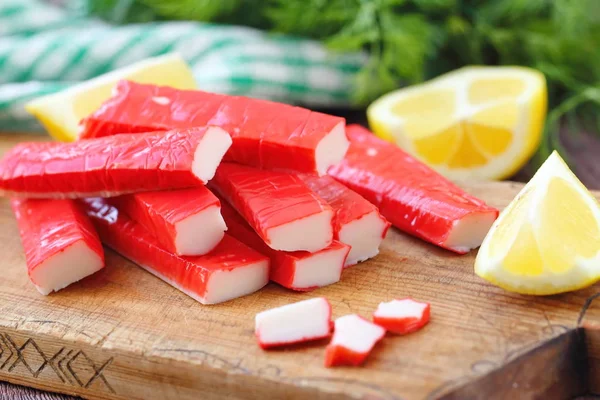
[25,53,197,142]
[367,66,547,180]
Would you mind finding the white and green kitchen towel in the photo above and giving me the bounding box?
[0,0,366,133]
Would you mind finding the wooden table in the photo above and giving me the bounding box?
[1,131,599,400]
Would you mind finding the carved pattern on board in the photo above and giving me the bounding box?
[0,332,115,394]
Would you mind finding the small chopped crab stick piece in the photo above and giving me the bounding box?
[373,298,430,335]
[115,187,226,256]
[0,127,232,199]
[219,199,349,291]
[328,125,499,254]
[255,297,333,349]
[83,198,269,305]
[11,199,104,295]
[300,175,390,266]
[211,163,334,252]
[324,314,386,367]
[79,80,349,175]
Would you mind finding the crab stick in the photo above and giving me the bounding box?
[83,198,269,304]
[324,314,386,367]
[79,80,349,175]
[300,175,390,266]
[114,187,226,256]
[219,199,349,290]
[0,127,232,199]
[11,199,104,295]
[211,163,334,252]
[255,298,333,349]
[328,125,499,254]
[373,298,431,335]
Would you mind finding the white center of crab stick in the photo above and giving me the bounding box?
[443,212,498,253]
[144,259,269,305]
[292,244,349,289]
[217,199,348,291]
[315,121,350,176]
[32,240,104,295]
[374,299,428,319]
[174,205,227,256]
[192,127,233,183]
[330,314,386,354]
[339,210,389,266]
[255,297,332,348]
[205,261,269,304]
[267,209,334,253]
[372,298,430,335]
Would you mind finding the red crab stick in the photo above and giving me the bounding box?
[324,314,386,367]
[328,125,499,254]
[11,199,104,295]
[300,175,390,266]
[80,80,349,175]
[373,298,430,335]
[255,298,333,349]
[0,127,232,199]
[114,187,226,256]
[211,163,334,252]
[84,198,269,305]
[220,200,349,290]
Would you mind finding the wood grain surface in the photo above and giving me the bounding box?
[0,134,599,400]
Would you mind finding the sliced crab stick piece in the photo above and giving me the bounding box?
[114,187,226,256]
[79,80,349,175]
[0,127,232,199]
[83,198,269,305]
[373,298,431,335]
[11,198,104,295]
[219,199,349,290]
[324,314,386,367]
[328,125,499,254]
[255,297,333,349]
[211,163,334,252]
[300,175,390,266]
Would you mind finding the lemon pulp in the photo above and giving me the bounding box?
[475,151,600,295]
[367,66,547,180]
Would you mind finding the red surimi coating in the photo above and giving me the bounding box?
[79,80,349,175]
[114,187,226,256]
[210,163,334,252]
[328,125,499,254]
[324,314,386,367]
[373,298,431,335]
[300,175,390,266]
[219,199,349,291]
[0,127,231,199]
[83,198,270,305]
[11,198,104,295]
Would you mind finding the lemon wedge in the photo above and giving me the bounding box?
[367,66,547,180]
[475,151,600,295]
[25,53,197,142]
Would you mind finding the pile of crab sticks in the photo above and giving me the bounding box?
[0,80,498,306]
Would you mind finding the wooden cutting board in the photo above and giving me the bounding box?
[0,134,599,400]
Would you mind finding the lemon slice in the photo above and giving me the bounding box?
[25,53,197,142]
[475,151,600,295]
[367,66,547,180]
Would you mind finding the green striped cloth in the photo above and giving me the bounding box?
[0,0,366,133]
